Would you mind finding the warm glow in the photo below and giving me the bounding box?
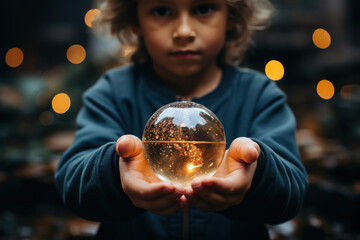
[52,93,71,114]
[265,60,284,81]
[313,28,331,49]
[84,9,101,28]
[67,44,86,64]
[187,164,194,171]
[317,80,335,100]
[187,163,201,172]
[5,47,24,68]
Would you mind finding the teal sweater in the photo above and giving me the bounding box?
[55,62,308,239]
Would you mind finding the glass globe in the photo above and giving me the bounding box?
[142,101,226,186]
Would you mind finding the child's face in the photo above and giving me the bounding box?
[135,0,230,79]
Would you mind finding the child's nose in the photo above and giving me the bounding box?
[172,13,195,41]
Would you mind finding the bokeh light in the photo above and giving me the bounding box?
[67,44,86,64]
[317,80,335,100]
[84,9,101,28]
[5,47,24,68]
[265,60,285,81]
[52,93,71,114]
[312,28,331,49]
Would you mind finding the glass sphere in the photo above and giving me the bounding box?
[142,101,226,186]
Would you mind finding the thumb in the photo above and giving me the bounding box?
[116,135,143,159]
[228,137,260,164]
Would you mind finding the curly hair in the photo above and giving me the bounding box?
[93,0,274,66]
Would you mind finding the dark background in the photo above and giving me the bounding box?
[1,0,359,239]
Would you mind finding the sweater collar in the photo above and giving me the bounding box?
[139,61,234,105]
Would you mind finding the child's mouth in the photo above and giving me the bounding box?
[170,50,200,59]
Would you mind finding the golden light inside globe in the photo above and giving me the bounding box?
[142,101,226,186]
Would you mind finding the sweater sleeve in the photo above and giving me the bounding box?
[54,75,144,222]
[221,78,308,224]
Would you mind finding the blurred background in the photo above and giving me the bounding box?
[1,0,359,239]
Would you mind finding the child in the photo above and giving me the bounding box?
[55,0,308,239]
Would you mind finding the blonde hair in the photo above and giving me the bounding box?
[94,0,274,65]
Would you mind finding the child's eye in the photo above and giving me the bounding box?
[152,6,171,17]
[195,5,214,15]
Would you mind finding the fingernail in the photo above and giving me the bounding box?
[184,189,193,198]
[119,135,129,143]
[252,146,259,159]
[192,183,202,190]
[174,184,184,195]
[191,178,201,187]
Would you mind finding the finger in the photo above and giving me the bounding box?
[184,187,224,212]
[139,189,184,212]
[152,197,189,216]
[197,175,248,195]
[191,182,228,205]
[191,177,244,204]
[116,135,143,160]
[228,137,260,164]
[124,180,179,200]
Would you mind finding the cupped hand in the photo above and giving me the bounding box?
[184,137,260,212]
[116,135,188,216]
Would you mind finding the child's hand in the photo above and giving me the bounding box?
[116,135,188,216]
[184,137,260,212]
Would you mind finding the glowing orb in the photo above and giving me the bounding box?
[142,101,226,186]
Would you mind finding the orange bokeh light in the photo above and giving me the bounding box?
[5,47,24,68]
[67,44,86,64]
[84,9,101,28]
[313,28,331,49]
[265,60,285,81]
[317,80,335,100]
[52,93,71,114]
